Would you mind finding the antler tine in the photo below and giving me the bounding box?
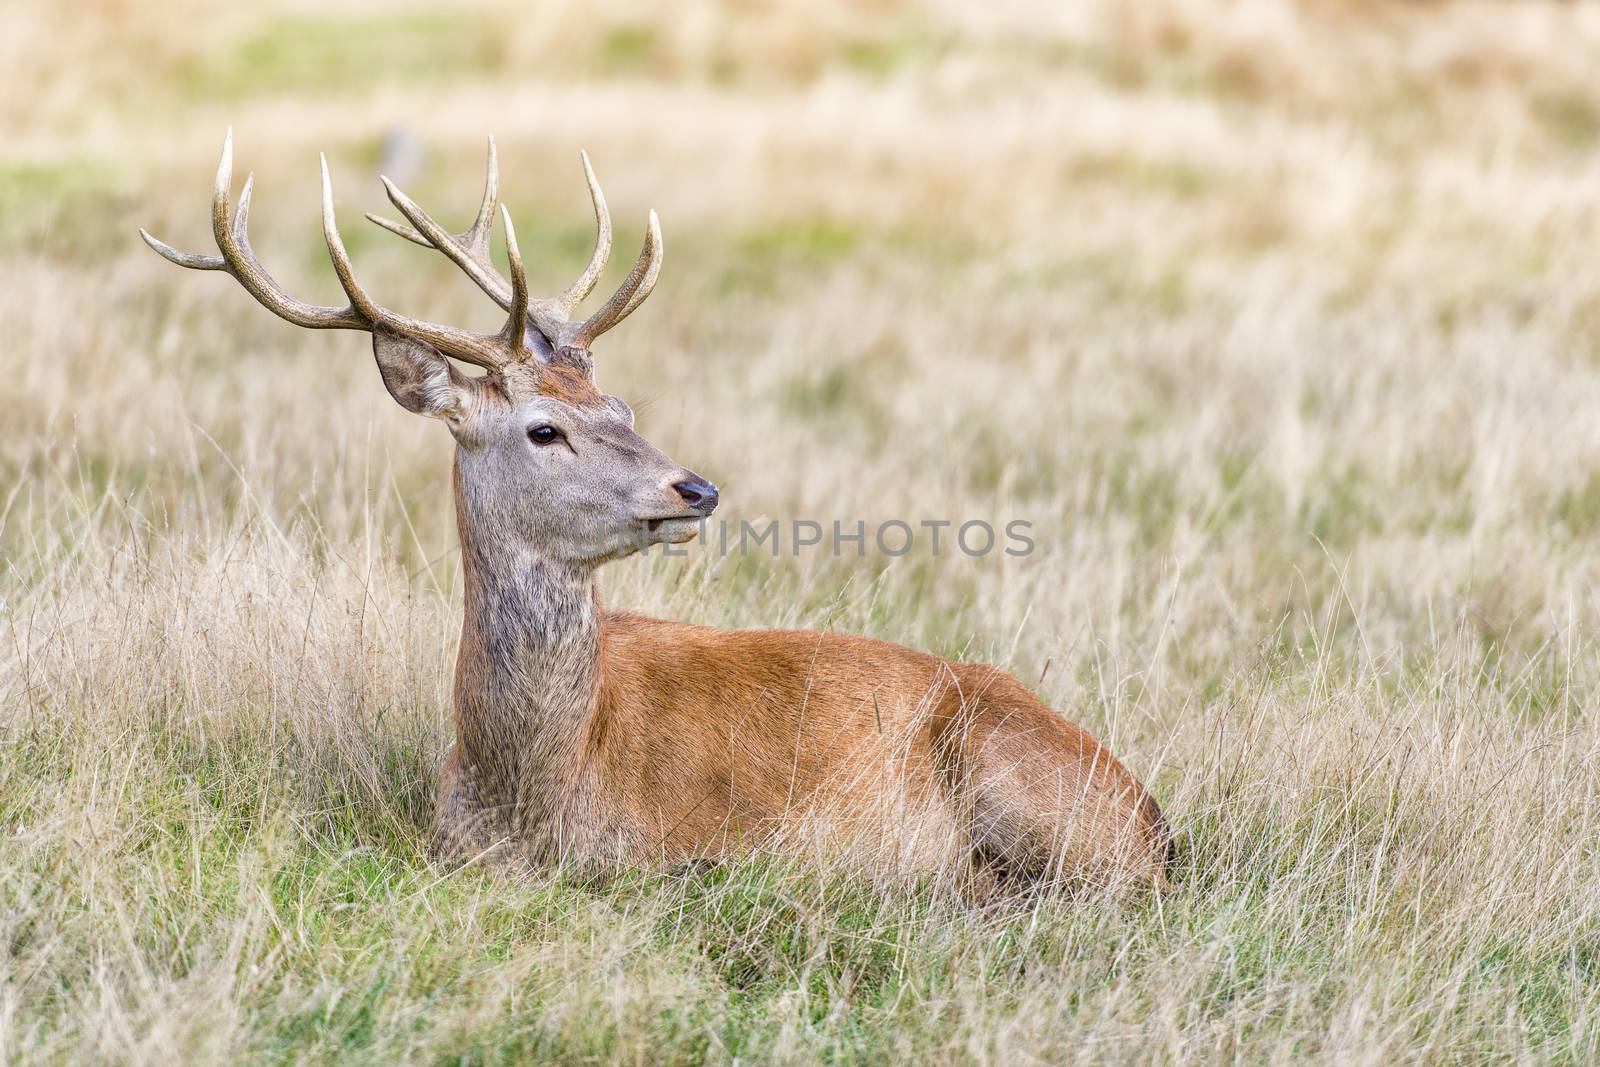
[498,204,530,354]
[233,172,255,236]
[564,210,663,350]
[616,210,664,322]
[145,131,666,371]
[365,207,438,248]
[369,135,499,252]
[319,154,513,370]
[368,137,515,312]
[140,129,364,330]
[464,135,500,252]
[555,150,613,314]
[368,146,626,347]
[139,228,224,271]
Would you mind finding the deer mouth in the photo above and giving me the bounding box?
[643,515,701,531]
[640,515,705,542]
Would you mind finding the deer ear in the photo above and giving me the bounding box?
[372,330,472,421]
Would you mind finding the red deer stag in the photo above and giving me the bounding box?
[143,132,1172,897]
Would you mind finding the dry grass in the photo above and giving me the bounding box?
[4,0,1600,1061]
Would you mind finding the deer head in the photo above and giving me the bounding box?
[142,131,718,565]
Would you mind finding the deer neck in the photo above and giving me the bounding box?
[450,461,603,837]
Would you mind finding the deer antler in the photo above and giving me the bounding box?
[140,130,657,370]
[365,138,662,352]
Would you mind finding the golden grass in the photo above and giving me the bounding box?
[3,0,1600,1061]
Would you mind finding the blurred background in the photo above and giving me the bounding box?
[5,1,1600,1059]
[7,0,1600,730]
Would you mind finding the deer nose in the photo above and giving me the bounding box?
[672,476,719,515]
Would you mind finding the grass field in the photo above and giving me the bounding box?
[5,0,1600,1061]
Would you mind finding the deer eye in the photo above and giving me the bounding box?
[528,424,564,446]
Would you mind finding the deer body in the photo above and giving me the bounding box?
[146,133,1171,896]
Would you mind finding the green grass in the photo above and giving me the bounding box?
[595,24,664,77]
[10,0,1600,1060]
[5,682,1595,1063]
[176,13,504,98]
[0,158,131,254]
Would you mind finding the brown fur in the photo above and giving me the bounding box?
[395,351,1175,898]
[596,618,1172,891]
[531,358,603,407]
[146,140,1171,896]
[432,505,1173,895]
